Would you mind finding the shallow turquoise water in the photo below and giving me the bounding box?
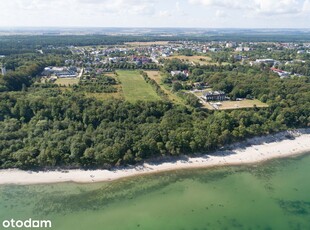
[1,154,310,230]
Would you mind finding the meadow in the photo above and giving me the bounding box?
[116,70,161,103]
[217,99,269,110]
[55,78,79,86]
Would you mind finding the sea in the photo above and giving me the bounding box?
[1,154,310,230]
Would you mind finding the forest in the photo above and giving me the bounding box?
[0,35,309,170]
[0,69,309,169]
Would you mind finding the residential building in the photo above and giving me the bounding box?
[204,91,226,101]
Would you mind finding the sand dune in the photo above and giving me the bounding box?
[0,129,309,185]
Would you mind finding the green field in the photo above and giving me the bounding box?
[116,70,161,103]
[55,78,79,86]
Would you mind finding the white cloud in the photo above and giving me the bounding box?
[215,10,227,17]
[189,0,307,15]
[12,0,71,10]
[159,10,172,17]
[176,2,181,11]
[189,0,252,9]
[302,0,310,12]
[5,0,156,15]
[254,0,304,15]
[76,0,156,15]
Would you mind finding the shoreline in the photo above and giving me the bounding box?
[0,129,310,185]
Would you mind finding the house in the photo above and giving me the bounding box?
[171,70,189,78]
[235,47,251,52]
[270,67,291,78]
[250,59,279,66]
[203,91,226,101]
[41,66,78,78]
[171,71,182,76]
[226,42,236,48]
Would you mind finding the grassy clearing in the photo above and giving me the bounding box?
[217,100,269,110]
[166,55,212,65]
[166,55,229,66]
[145,71,185,105]
[116,70,161,103]
[190,91,268,110]
[55,78,79,86]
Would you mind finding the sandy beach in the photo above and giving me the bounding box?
[0,129,309,185]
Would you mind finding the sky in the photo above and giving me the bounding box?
[1,0,310,28]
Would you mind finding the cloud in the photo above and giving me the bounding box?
[189,0,307,15]
[188,0,252,9]
[76,0,156,15]
[254,0,304,15]
[215,10,227,17]
[159,10,172,17]
[302,0,310,12]
[6,0,156,15]
[176,2,181,11]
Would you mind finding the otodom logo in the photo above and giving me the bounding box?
[2,219,52,228]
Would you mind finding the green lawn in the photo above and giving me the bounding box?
[116,70,161,103]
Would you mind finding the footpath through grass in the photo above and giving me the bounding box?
[116,70,161,103]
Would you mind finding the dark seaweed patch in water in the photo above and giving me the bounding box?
[278,200,310,216]
[247,162,279,181]
[33,172,185,215]
[0,185,39,213]
[247,156,301,182]
[30,168,238,215]
[188,167,237,184]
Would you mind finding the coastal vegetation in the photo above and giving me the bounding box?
[0,70,309,169]
[0,34,309,170]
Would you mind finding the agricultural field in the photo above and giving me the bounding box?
[116,70,161,103]
[145,71,185,105]
[55,78,79,86]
